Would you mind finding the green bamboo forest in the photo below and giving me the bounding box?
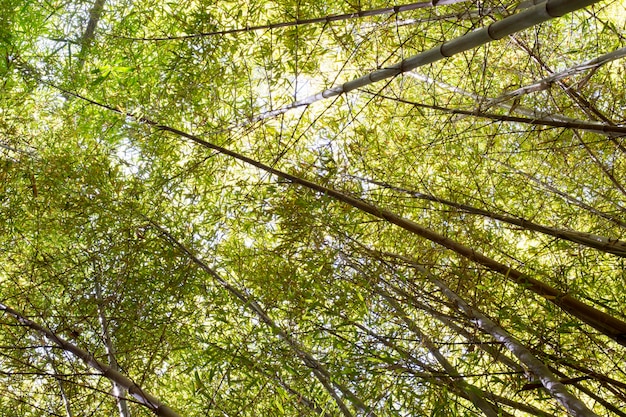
[0,0,625,416]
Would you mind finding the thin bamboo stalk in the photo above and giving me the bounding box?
[364,91,626,135]
[374,286,502,417]
[95,277,131,417]
[113,0,472,41]
[480,47,626,114]
[149,220,371,417]
[349,175,626,257]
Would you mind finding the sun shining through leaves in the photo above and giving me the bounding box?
[0,1,625,416]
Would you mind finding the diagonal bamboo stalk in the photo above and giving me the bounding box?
[149,220,371,417]
[94,276,131,417]
[545,365,626,417]
[369,284,502,416]
[494,160,626,229]
[405,69,623,134]
[113,0,472,41]
[248,0,603,124]
[479,47,626,115]
[0,302,181,417]
[511,37,626,151]
[371,252,599,417]
[44,84,626,348]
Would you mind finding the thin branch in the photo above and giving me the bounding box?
[111,0,472,41]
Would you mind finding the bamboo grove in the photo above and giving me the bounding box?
[0,0,625,416]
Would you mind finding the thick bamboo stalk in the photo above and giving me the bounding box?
[0,302,181,417]
[251,0,602,123]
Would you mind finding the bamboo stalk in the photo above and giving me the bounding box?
[250,0,602,123]
[350,175,626,257]
[0,302,181,417]
[44,84,626,347]
[480,47,626,114]
[149,220,371,417]
[372,255,599,417]
[364,91,626,135]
